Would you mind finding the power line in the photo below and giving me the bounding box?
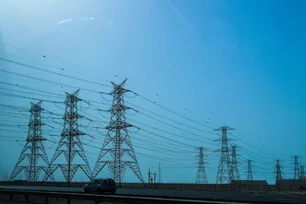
[130,118,216,146]
[0,57,111,88]
[230,132,276,160]
[128,105,216,141]
[0,42,119,79]
[0,68,101,94]
[127,101,216,136]
[136,94,215,130]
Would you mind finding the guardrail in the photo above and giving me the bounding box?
[1,181,305,194]
[0,189,245,204]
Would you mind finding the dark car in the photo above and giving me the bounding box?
[84,178,117,194]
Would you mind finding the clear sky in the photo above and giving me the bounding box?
[0,0,305,184]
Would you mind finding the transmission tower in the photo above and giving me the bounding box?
[293,156,300,180]
[10,101,52,181]
[231,145,240,180]
[247,160,253,181]
[43,90,91,183]
[300,165,305,180]
[215,126,234,184]
[93,79,144,185]
[274,160,283,183]
[195,147,208,184]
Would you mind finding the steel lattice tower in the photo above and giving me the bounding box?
[43,90,91,183]
[195,147,208,184]
[300,165,305,180]
[93,79,144,185]
[274,160,283,182]
[247,160,253,181]
[293,156,300,180]
[10,101,52,181]
[231,145,240,180]
[215,126,234,184]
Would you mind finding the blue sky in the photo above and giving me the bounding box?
[0,0,305,184]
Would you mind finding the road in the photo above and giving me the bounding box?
[0,185,305,203]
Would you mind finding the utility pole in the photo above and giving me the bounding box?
[195,147,208,184]
[158,163,161,183]
[231,145,240,180]
[293,156,300,180]
[274,160,283,183]
[43,90,92,184]
[215,126,234,184]
[300,165,305,180]
[247,160,253,181]
[93,79,144,185]
[10,101,52,181]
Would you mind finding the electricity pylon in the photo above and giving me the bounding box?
[300,165,305,180]
[93,79,144,185]
[215,126,234,184]
[293,156,300,180]
[43,90,91,183]
[274,160,283,183]
[247,160,253,181]
[195,147,208,184]
[231,145,240,180]
[10,101,53,181]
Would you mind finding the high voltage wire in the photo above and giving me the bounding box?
[0,91,62,104]
[1,75,111,108]
[127,102,216,141]
[0,87,62,99]
[0,104,29,111]
[126,101,216,135]
[0,68,101,94]
[0,42,118,79]
[83,143,197,168]
[1,52,216,132]
[0,57,111,88]
[83,126,196,158]
[130,120,217,147]
[0,44,286,178]
[81,130,200,162]
[83,107,217,150]
[0,51,114,87]
[129,134,198,154]
[229,132,276,159]
[0,136,25,141]
[0,81,65,97]
[130,119,199,147]
[0,42,287,168]
[0,95,278,171]
[0,109,29,116]
[239,148,276,163]
[136,94,215,130]
[0,42,210,129]
[85,127,207,159]
[0,100,201,155]
[0,63,274,166]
